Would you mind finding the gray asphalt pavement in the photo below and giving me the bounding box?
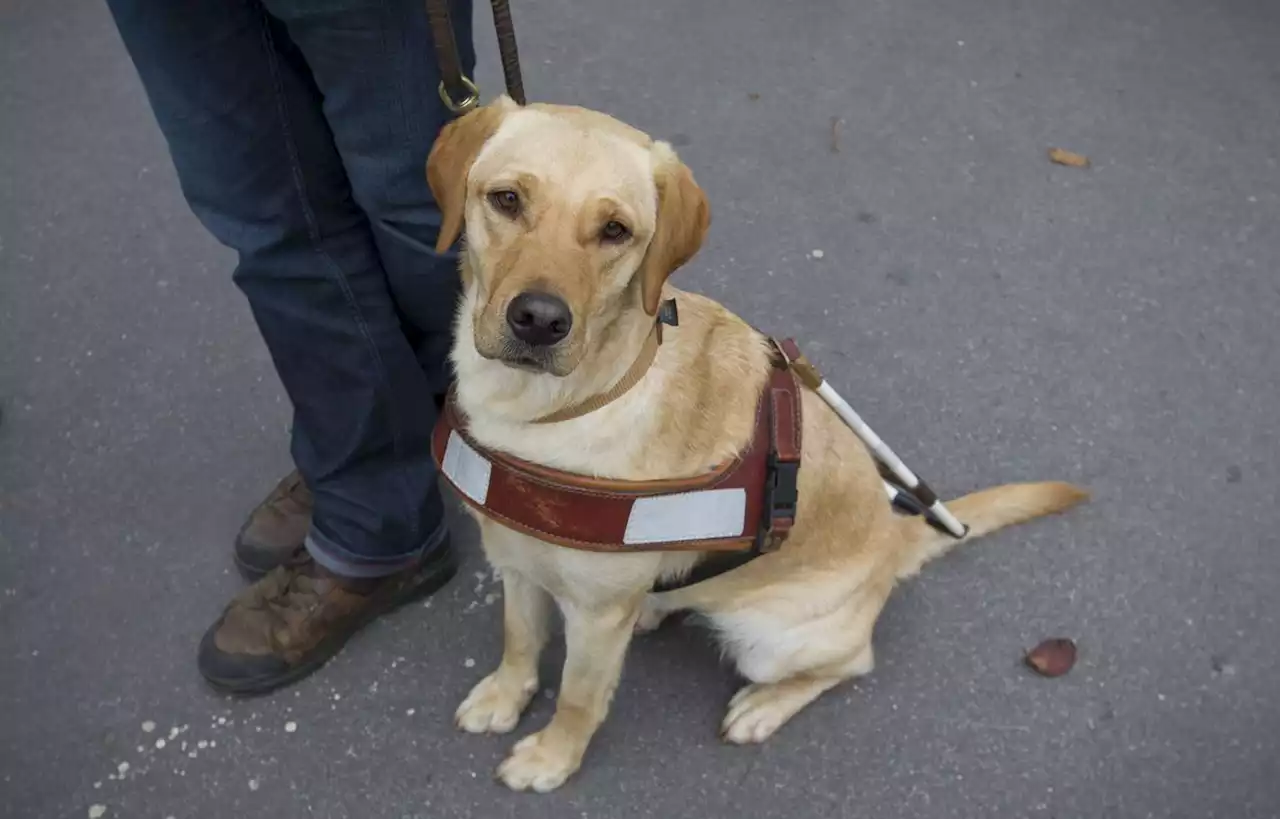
[3,0,1279,817]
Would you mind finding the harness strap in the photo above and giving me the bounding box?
[431,336,804,556]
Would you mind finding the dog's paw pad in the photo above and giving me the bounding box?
[497,731,581,793]
[721,684,791,745]
[455,674,535,735]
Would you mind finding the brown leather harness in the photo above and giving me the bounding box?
[431,315,807,589]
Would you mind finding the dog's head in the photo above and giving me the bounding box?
[427,96,710,377]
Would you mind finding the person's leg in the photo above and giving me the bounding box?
[255,0,476,575]
[262,0,476,398]
[106,0,469,693]
[234,0,478,578]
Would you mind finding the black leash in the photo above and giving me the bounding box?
[426,0,526,113]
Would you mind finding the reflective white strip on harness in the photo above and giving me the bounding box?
[442,430,492,505]
[623,489,747,545]
[441,429,750,546]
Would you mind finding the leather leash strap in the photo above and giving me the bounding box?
[427,0,527,113]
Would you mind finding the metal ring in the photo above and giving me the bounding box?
[438,76,480,113]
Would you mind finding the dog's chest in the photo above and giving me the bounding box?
[469,509,667,603]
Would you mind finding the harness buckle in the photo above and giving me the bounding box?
[755,454,799,553]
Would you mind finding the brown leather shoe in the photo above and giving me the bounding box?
[234,470,313,578]
[198,542,455,695]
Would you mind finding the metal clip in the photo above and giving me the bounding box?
[438,76,480,113]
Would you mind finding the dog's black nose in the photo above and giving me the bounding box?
[506,291,572,347]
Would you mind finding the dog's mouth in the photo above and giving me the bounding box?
[485,339,559,374]
[503,353,548,372]
[472,324,580,377]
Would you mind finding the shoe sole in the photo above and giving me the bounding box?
[201,545,457,698]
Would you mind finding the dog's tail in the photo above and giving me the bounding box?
[894,481,1089,580]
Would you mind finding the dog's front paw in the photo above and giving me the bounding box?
[455,673,537,734]
[497,731,582,793]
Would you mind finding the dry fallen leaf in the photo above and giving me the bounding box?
[1025,638,1077,677]
[1048,147,1091,168]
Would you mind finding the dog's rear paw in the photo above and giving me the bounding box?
[721,678,835,745]
[497,731,582,793]
[455,673,537,734]
[721,684,790,744]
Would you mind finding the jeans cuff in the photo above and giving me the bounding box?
[305,522,450,579]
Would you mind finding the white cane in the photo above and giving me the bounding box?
[775,339,968,539]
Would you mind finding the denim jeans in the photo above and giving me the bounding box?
[106,0,476,576]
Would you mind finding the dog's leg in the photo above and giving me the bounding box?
[721,645,873,745]
[497,596,642,792]
[634,592,674,633]
[456,569,551,734]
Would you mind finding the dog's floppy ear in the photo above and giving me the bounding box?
[639,142,711,316]
[426,96,515,254]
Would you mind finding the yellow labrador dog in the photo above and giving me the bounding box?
[426,95,1087,792]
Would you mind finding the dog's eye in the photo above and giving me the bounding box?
[487,189,521,217]
[600,220,630,243]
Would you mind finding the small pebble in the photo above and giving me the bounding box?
[116,762,129,776]
[141,721,156,733]
[88,806,107,819]
[284,721,298,733]
[209,741,217,748]
[406,709,416,716]
[155,739,166,750]
[810,249,825,259]
[464,658,476,668]
[198,740,209,750]
[217,717,227,726]
[249,779,260,792]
